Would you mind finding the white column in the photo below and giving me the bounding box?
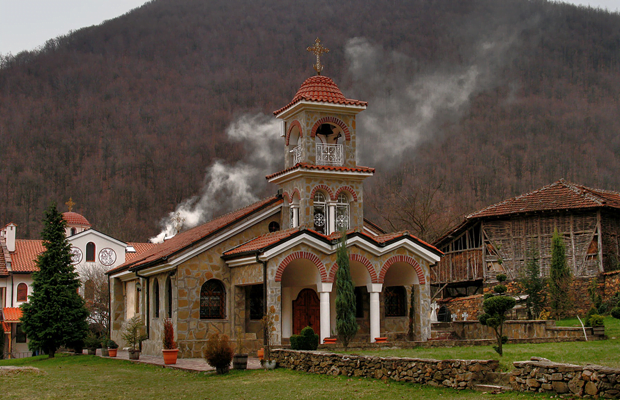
[328,202,336,234]
[368,283,382,343]
[318,283,333,343]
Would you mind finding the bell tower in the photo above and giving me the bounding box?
[267,39,374,234]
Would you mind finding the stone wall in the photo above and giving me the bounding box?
[510,358,620,398]
[271,349,500,389]
[439,320,600,342]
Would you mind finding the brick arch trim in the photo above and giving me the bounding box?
[275,251,328,282]
[334,186,358,202]
[379,255,426,285]
[328,253,378,283]
[310,184,335,201]
[310,117,351,141]
[282,188,301,204]
[285,120,303,146]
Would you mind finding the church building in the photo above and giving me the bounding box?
[107,41,442,357]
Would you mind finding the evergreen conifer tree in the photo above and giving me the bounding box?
[520,244,546,320]
[20,202,89,358]
[549,229,572,319]
[335,232,358,350]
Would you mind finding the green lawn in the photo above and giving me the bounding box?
[0,354,546,400]
[345,317,620,370]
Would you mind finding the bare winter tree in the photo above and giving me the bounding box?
[77,264,110,335]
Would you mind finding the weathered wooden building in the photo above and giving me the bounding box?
[432,180,620,298]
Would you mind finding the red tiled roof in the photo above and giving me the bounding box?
[107,196,283,274]
[125,242,160,263]
[273,75,367,115]
[266,163,375,180]
[2,307,22,322]
[12,240,44,272]
[223,228,300,256]
[468,179,620,219]
[2,321,9,332]
[63,212,91,227]
[363,218,386,235]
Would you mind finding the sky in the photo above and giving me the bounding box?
[1,0,620,56]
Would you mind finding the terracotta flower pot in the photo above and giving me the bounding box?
[374,337,388,343]
[108,348,117,357]
[323,338,337,344]
[257,348,264,360]
[162,348,179,365]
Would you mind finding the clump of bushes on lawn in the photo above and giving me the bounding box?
[202,332,234,374]
[479,274,516,356]
[290,326,319,350]
[611,307,620,319]
[584,307,605,327]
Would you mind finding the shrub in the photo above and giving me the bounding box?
[588,314,605,327]
[479,274,515,356]
[107,339,118,349]
[162,319,176,350]
[611,307,620,319]
[202,333,234,373]
[584,307,598,327]
[290,326,319,350]
[121,315,147,351]
[84,334,101,350]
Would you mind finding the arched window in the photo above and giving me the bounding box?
[86,242,96,262]
[385,286,406,317]
[16,283,28,302]
[71,227,77,236]
[313,192,327,234]
[153,279,160,318]
[336,193,350,230]
[200,280,226,319]
[166,277,173,318]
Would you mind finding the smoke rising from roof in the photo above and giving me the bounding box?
[150,114,281,243]
[345,32,523,169]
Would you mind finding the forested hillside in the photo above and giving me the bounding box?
[1,0,620,242]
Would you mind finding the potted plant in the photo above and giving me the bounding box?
[122,315,147,360]
[323,329,337,344]
[107,340,119,357]
[202,332,234,374]
[233,327,248,370]
[85,333,100,356]
[162,318,179,365]
[101,336,109,357]
[261,308,277,370]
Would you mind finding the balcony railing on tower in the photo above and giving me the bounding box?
[290,145,303,165]
[316,143,343,166]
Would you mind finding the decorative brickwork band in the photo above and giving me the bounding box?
[285,120,303,146]
[379,255,426,285]
[334,186,358,201]
[282,188,301,204]
[310,117,351,141]
[310,185,335,201]
[275,251,328,282]
[328,253,378,283]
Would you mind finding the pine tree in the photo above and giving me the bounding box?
[335,232,358,350]
[20,202,89,358]
[549,229,572,319]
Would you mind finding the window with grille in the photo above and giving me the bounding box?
[336,193,349,230]
[200,280,226,319]
[16,283,28,302]
[313,192,327,234]
[385,286,406,317]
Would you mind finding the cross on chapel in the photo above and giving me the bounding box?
[307,38,329,75]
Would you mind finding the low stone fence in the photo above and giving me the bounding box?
[510,358,620,398]
[437,320,599,342]
[271,349,500,389]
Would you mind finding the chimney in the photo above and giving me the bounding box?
[5,223,16,252]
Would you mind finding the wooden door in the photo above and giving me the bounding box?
[292,289,320,335]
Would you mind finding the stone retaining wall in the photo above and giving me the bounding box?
[511,358,620,398]
[437,320,599,341]
[271,349,499,389]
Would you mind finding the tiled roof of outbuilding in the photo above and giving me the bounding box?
[273,76,367,115]
[2,307,22,322]
[468,179,620,218]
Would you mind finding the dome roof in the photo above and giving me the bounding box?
[273,76,367,115]
[63,212,91,227]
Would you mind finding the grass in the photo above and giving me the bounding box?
[344,316,620,370]
[0,354,548,400]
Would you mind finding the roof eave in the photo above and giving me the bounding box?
[275,100,367,119]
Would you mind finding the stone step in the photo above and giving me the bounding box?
[473,384,512,393]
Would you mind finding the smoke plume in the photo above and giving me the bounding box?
[150,114,281,243]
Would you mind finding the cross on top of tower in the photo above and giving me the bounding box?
[307,38,329,75]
